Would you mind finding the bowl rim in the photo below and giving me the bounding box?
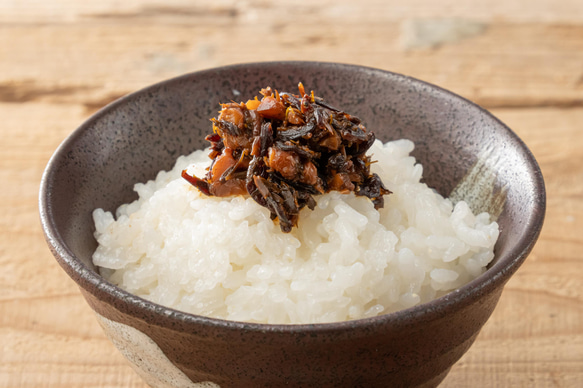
[39,60,546,333]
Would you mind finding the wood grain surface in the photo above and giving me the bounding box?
[1,1,582,387]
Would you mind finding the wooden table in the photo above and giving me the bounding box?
[1,1,582,386]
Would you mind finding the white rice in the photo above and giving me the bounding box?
[92,139,499,324]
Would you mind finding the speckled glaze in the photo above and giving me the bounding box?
[39,62,545,388]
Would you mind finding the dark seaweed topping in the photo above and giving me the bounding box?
[182,83,391,232]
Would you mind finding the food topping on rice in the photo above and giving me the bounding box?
[182,83,390,232]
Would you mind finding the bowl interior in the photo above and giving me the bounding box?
[41,61,545,312]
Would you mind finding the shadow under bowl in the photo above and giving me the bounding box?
[40,61,545,388]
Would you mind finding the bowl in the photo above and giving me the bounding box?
[39,61,545,387]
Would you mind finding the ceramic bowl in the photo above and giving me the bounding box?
[39,62,545,387]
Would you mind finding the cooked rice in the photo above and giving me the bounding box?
[92,139,499,324]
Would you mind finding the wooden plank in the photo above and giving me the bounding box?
[1,6,583,110]
[3,0,583,24]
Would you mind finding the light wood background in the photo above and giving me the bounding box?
[1,1,582,387]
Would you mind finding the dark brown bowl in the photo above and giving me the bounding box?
[39,62,545,387]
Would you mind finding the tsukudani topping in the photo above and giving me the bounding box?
[182,83,391,232]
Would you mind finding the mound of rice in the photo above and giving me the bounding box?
[92,139,499,324]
